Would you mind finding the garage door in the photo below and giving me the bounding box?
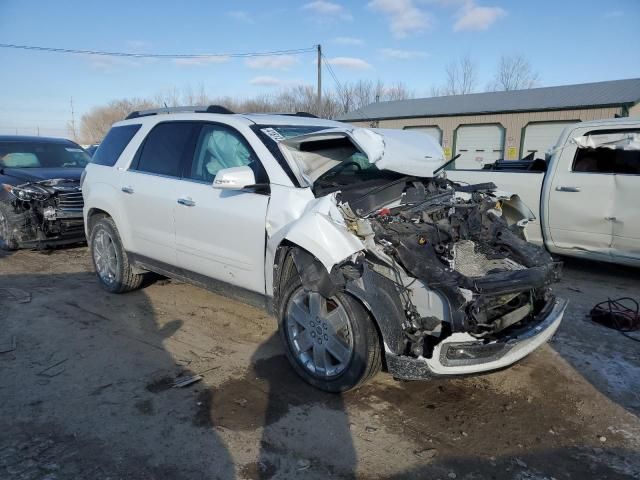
[403,126,442,144]
[454,125,504,169]
[522,122,575,159]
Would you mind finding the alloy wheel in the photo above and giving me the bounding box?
[285,288,354,378]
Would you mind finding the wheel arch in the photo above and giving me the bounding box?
[272,241,401,367]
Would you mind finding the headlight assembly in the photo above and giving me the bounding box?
[1,183,51,201]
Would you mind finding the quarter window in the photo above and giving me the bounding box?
[135,122,197,177]
[93,124,141,167]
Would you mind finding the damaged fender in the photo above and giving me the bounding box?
[276,193,364,273]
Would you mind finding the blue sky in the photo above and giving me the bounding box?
[1,0,638,137]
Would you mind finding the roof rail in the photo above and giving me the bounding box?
[125,105,234,120]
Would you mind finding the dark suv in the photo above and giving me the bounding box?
[0,136,90,250]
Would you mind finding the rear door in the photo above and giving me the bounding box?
[174,122,270,294]
[119,121,198,265]
[606,131,640,260]
[454,124,504,169]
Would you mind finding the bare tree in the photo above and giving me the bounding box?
[444,54,478,95]
[78,78,414,143]
[79,98,154,144]
[488,54,540,91]
[429,54,478,96]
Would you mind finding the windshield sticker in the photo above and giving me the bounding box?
[65,147,84,152]
[261,128,285,142]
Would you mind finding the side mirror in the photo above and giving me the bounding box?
[212,166,256,190]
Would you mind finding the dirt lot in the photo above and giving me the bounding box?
[1,247,639,479]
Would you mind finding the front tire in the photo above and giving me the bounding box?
[89,216,144,293]
[278,274,382,392]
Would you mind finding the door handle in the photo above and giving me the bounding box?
[605,216,617,221]
[555,186,581,192]
[121,186,134,194]
[177,197,196,207]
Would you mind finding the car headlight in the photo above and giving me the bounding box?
[1,183,51,201]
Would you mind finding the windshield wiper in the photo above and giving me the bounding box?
[433,153,461,175]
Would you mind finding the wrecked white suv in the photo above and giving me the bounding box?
[82,106,567,392]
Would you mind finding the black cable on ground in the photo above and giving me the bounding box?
[588,297,640,343]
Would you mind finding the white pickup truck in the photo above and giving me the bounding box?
[446,117,640,267]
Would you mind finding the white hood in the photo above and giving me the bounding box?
[278,127,446,187]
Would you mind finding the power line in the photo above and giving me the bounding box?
[0,43,317,59]
[321,54,344,95]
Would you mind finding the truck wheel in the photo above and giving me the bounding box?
[0,202,20,251]
[279,274,382,392]
[89,216,144,293]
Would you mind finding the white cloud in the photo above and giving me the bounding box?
[379,48,429,60]
[333,36,365,46]
[604,10,623,18]
[302,1,353,21]
[228,10,254,23]
[249,76,306,88]
[368,0,430,38]
[126,40,152,51]
[173,56,230,67]
[83,55,139,72]
[245,55,298,70]
[326,56,372,70]
[453,2,507,32]
[249,76,284,87]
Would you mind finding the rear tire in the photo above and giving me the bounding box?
[0,202,20,251]
[278,274,382,392]
[89,216,144,293]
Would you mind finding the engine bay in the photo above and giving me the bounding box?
[336,176,561,359]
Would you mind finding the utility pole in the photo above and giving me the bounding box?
[317,44,322,114]
[70,97,77,141]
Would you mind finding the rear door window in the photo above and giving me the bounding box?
[92,124,141,167]
[133,122,198,177]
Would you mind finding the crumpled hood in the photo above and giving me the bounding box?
[279,127,446,187]
[1,167,84,185]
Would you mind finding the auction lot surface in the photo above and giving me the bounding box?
[1,247,639,480]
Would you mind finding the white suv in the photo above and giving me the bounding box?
[82,106,567,392]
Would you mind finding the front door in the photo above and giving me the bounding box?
[547,140,615,257]
[174,123,270,294]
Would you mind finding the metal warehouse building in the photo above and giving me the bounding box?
[338,78,640,169]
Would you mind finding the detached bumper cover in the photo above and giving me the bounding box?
[386,297,567,380]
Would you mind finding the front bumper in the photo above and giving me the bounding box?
[386,297,568,380]
[17,212,86,248]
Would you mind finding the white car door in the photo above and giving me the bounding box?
[607,131,640,260]
[546,140,615,257]
[118,121,199,265]
[174,123,270,294]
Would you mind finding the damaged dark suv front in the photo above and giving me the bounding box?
[0,136,89,250]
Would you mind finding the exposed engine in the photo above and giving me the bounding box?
[2,178,84,247]
[339,177,560,359]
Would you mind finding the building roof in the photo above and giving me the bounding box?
[337,78,640,122]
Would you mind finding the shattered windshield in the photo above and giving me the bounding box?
[255,124,400,191]
[0,142,90,169]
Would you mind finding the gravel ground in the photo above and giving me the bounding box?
[0,247,639,479]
